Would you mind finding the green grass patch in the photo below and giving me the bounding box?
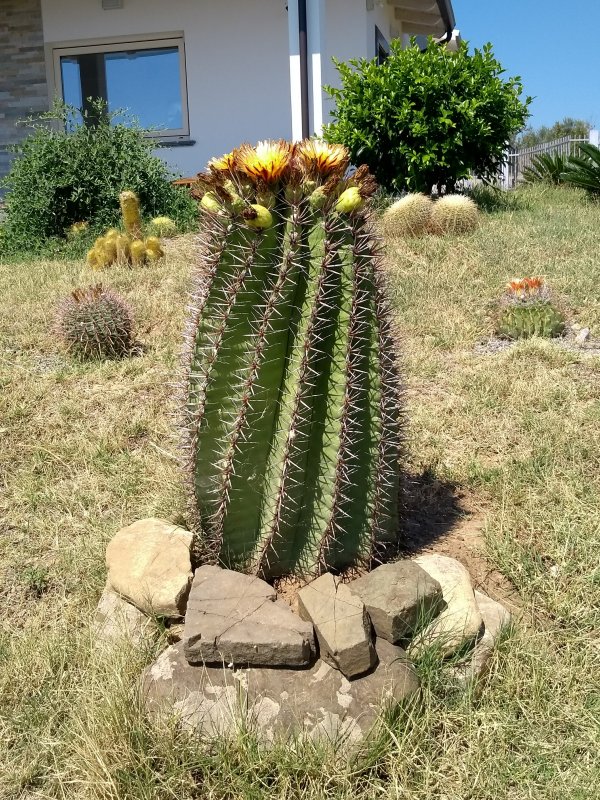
[0,189,599,798]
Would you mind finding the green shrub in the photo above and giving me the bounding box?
[467,184,530,214]
[522,152,568,185]
[324,39,530,195]
[0,101,197,256]
[562,143,600,195]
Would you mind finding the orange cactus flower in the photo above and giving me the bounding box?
[295,139,350,178]
[507,276,545,296]
[235,140,293,184]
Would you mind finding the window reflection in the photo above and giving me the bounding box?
[59,46,184,134]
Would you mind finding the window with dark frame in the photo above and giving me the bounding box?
[54,37,189,138]
[375,26,390,65]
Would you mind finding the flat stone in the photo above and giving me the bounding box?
[409,555,483,658]
[183,566,315,667]
[452,591,512,686]
[575,327,590,345]
[142,637,419,745]
[348,561,444,644]
[298,573,376,678]
[106,518,193,618]
[93,584,155,647]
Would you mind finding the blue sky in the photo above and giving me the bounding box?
[452,0,600,130]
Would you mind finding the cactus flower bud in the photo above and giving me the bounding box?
[242,204,274,229]
[200,192,223,213]
[309,187,328,210]
[335,187,363,214]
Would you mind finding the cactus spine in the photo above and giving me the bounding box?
[182,140,403,580]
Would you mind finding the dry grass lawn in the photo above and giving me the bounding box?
[0,185,599,799]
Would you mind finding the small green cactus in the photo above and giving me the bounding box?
[496,277,565,340]
[428,194,479,235]
[55,285,134,360]
[497,302,565,340]
[382,193,433,238]
[149,216,178,238]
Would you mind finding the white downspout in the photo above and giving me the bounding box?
[307,0,326,136]
[288,0,304,141]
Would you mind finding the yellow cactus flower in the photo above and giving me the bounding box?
[208,151,236,173]
[236,140,293,184]
[296,139,349,178]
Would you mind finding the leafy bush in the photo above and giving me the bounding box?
[562,143,600,195]
[324,39,531,195]
[522,152,568,185]
[0,101,197,256]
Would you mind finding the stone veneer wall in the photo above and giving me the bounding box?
[0,0,48,189]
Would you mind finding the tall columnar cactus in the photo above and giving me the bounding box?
[182,139,403,580]
[119,191,143,239]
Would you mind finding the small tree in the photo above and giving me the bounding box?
[518,117,591,148]
[324,39,531,194]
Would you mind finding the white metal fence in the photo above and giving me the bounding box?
[500,130,600,190]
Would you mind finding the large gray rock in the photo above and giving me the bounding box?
[106,518,193,618]
[93,584,155,648]
[298,573,376,679]
[183,566,315,667]
[348,561,443,644]
[143,638,419,745]
[452,591,512,686]
[409,555,483,658]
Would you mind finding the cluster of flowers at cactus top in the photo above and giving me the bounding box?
[195,139,378,227]
[505,276,551,304]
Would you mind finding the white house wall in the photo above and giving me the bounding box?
[40,0,291,176]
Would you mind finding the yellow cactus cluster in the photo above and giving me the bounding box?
[85,190,166,270]
[195,138,377,228]
[86,230,165,269]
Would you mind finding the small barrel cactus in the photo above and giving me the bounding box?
[382,193,433,238]
[149,216,178,238]
[428,194,479,235]
[55,285,134,360]
[496,277,565,339]
[181,139,403,581]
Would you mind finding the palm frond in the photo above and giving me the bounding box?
[562,143,600,195]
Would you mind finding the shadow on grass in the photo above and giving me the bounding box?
[400,467,464,553]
